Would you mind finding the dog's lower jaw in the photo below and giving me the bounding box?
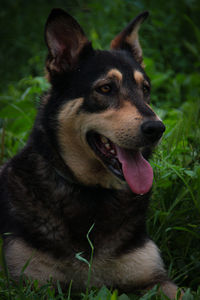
[60,150,126,190]
[103,175,127,190]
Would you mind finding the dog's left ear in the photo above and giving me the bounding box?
[111,12,149,65]
[45,8,92,75]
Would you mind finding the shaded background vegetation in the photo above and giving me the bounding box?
[0,0,200,299]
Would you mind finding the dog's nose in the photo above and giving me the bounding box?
[141,120,165,142]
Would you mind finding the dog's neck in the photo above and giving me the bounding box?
[29,119,78,186]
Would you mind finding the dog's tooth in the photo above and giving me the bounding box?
[105,143,111,150]
[110,149,115,155]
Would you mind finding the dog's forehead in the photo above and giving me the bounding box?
[81,49,147,85]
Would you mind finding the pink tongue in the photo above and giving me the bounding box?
[115,146,153,195]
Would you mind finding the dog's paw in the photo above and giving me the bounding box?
[160,281,184,300]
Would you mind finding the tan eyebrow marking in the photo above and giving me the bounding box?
[134,70,144,85]
[107,69,123,81]
[93,68,123,88]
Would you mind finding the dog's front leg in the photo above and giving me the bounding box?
[97,239,182,299]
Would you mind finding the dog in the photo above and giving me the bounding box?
[0,8,182,299]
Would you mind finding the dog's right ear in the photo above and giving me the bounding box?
[45,8,92,76]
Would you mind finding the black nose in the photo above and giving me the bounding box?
[141,120,166,143]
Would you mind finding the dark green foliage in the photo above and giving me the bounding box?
[0,0,200,298]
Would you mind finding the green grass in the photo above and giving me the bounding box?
[0,0,200,299]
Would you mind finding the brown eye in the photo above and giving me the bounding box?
[98,84,112,94]
[143,82,150,94]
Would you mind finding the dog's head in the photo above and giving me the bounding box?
[43,9,165,194]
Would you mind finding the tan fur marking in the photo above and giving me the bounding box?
[58,97,120,189]
[93,69,123,88]
[58,99,160,190]
[85,239,168,291]
[126,22,144,64]
[5,238,176,297]
[108,240,165,286]
[106,69,123,81]
[134,70,144,86]
[5,238,65,284]
[4,238,92,290]
[58,100,140,188]
[126,30,138,45]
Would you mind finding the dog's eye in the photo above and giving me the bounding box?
[97,84,112,94]
[143,82,150,95]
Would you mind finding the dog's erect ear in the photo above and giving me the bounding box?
[110,11,149,65]
[45,8,91,74]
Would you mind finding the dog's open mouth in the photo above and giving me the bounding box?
[87,131,153,194]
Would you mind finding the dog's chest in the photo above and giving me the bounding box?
[31,188,148,260]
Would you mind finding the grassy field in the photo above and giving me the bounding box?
[0,0,200,299]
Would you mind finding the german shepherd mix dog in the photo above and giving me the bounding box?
[0,9,182,299]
